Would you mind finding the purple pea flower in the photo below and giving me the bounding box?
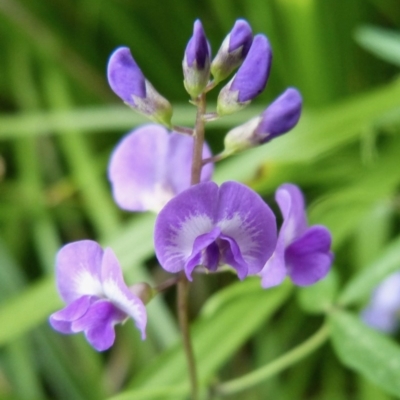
[154,181,277,281]
[107,47,173,126]
[217,34,272,116]
[108,124,214,213]
[362,272,400,333]
[49,241,147,351]
[260,184,333,288]
[224,88,302,154]
[211,19,253,83]
[183,20,211,98]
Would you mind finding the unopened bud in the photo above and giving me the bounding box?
[224,88,302,154]
[129,282,154,305]
[183,20,211,99]
[107,47,173,126]
[217,35,272,116]
[211,19,252,84]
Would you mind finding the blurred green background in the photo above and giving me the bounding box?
[1,0,400,399]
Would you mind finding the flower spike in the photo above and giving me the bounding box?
[108,124,213,213]
[211,19,253,84]
[107,47,173,126]
[49,241,148,351]
[260,184,333,288]
[154,181,277,281]
[217,34,272,116]
[183,20,211,99]
[224,88,302,153]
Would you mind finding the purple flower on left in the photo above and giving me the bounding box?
[109,124,213,213]
[49,241,147,351]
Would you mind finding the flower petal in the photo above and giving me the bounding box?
[275,183,308,245]
[56,241,104,304]
[217,181,277,275]
[219,234,248,280]
[49,295,93,333]
[107,47,146,105]
[362,307,399,333]
[185,226,221,280]
[109,125,213,212]
[285,226,333,286]
[101,248,147,339]
[259,240,287,288]
[72,300,125,351]
[154,182,218,274]
[108,124,171,212]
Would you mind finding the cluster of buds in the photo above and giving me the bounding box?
[49,19,332,352]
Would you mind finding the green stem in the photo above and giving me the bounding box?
[191,93,206,185]
[177,272,198,400]
[215,323,329,396]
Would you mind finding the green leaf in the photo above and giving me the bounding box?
[297,270,339,314]
[338,235,400,306]
[329,310,400,398]
[355,25,400,68]
[108,279,292,400]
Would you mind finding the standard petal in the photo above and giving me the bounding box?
[154,182,219,274]
[72,300,126,351]
[167,133,213,195]
[56,241,104,304]
[217,181,277,275]
[285,226,333,286]
[108,124,173,212]
[101,248,147,339]
[275,183,308,245]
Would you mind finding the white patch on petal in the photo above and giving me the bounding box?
[74,267,103,297]
[102,279,145,326]
[164,214,214,265]
[218,212,262,264]
[141,183,175,213]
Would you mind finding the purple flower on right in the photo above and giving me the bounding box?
[260,183,333,288]
[362,272,400,333]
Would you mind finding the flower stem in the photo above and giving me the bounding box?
[177,272,198,400]
[214,323,329,396]
[191,93,206,185]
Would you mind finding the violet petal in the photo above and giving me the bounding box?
[285,226,333,286]
[256,88,302,142]
[101,248,147,339]
[107,47,146,105]
[231,35,272,102]
[56,241,104,304]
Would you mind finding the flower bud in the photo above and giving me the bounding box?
[224,88,302,153]
[217,35,272,116]
[183,20,211,98]
[129,282,154,305]
[107,47,173,126]
[211,19,252,84]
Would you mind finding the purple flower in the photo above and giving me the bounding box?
[362,272,400,333]
[49,241,147,351]
[183,20,211,98]
[223,88,302,154]
[217,35,272,115]
[154,181,277,281]
[260,184,333,288]
[107,47,172,126]
[211,19,253,83]
[108,124,214,213]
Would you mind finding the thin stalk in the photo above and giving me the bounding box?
[191,93,207,185]
[177,92,207,400]
[215,323,329,396]
[177,272,198,400]
[172,125,194,136]
[155,276,180,294]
